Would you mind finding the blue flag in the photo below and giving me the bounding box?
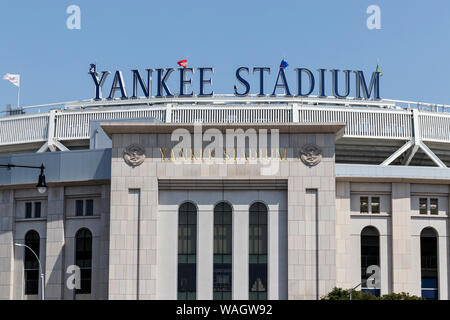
[89,64,96,73]
[280,59,288,69]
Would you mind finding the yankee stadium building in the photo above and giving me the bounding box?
[1,65,450,300]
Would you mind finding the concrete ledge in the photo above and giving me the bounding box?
[336,163,450,183]
[3,151,450,187]
[0,149,111,187]
[159,178,288,190]
[101,122,346,137]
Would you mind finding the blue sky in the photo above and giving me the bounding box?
[1,0,450,110]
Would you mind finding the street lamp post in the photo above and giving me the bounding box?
[0,163,47,193]
[349,282,362,300]
[14,243,45,300]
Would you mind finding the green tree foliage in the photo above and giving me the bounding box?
[380,292,423,300]
[322,287,423,300]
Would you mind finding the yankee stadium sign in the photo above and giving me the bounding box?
[89,65,381,101]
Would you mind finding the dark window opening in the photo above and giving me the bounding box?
[421,227,438,300]
[249,202,268,300]
[430,198,438,215]
[213,202,232,300]
[371,197,380,214]
[34,202,41,218]
[360,226,380,297]
[178,202,197,300]
[25,202,32,219]
[360,197,369,213]
[75,228,92,294]
[419,198,428,215]
[86,199,94,216]
[24,230,40,295]
[76,200,84,216]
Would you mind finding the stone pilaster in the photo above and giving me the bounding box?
[45,186,65,299]
[335,181,352,289]
[108,134,158,299]
[391,183,414,294]
[0,190,14,299]
[98,184,111,299]
[287,133,336,300]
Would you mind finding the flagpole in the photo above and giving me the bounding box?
[17,74,20,108]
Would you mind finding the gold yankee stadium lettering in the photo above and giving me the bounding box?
[159,148,287,161]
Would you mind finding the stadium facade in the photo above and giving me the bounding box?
[1,94,450,300]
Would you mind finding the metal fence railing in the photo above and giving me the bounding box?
[418,112,450,143]
[55,107,166,140]
[298,106,412,140]
[0,114,49,146]
[2,96,450,148]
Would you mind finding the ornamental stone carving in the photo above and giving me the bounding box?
[123,144,146,167]
[300,144,322,167]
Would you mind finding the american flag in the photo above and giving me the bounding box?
[3,73,20,87]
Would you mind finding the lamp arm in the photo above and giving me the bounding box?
[349,282,363,300]
[352,282,362,291]
[21,244,44,278]
[0,164,45,170]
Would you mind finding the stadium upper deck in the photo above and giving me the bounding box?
[1,95,450,167]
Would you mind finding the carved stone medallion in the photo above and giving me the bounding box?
[300,144,322,167]
[123,144,145,167]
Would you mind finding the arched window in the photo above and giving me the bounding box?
[360,226,380,297]
[178,202,197,300]
[213,202,232,300]
[421,227,438,300]
[249,202,268,300]
[75,228,92,295]
[24,230,40,295]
